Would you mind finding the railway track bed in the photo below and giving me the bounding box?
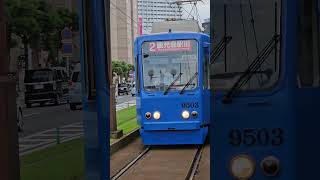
[111,140,208,180]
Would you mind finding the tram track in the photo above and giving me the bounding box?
[111,147,151,180]
[185,145,204,180]
[111,144,205,180]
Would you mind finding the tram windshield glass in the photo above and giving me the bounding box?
[211,0,282,91]
[142,40,199,92]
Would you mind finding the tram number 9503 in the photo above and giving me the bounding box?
[229,128,283,147]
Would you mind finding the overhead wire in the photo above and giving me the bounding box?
[247,0,263,87]
[110,8,139,31]
[239,1,250,88]
[165,0,195,20]
[187,3,196,19]
[110,1,149,32]
[194,3,201,22]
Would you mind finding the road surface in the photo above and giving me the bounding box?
[20,95,135,137]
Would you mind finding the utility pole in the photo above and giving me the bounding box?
[0,0,20,179]
[108,1,123,139]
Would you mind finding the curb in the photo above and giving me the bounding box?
[110,128,140,156]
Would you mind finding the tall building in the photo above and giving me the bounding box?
[138,0,182,34]
[110,0,138,64]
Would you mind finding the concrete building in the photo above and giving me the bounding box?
[138,0,182,34]
[110,0,138,64]
[48,0,138,65]
[47,0,77,11]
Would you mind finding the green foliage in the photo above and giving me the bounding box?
[6,0,42,45]
[6,0,79,65]
[56,8,79,31]
[112,60,134,78]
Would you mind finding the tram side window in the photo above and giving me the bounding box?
[203,48,210,89]
[135,56,140,93]
[298,0,320,88]
[82,0,96,99]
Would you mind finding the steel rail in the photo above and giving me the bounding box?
[111,147,151,180]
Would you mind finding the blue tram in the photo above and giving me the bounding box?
[134,32,211,145]
[210,0,320,179]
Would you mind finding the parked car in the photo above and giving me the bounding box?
[131,82,136,96]
[118,83,129,95]
[69,64,82,110]
[24,68,69,107]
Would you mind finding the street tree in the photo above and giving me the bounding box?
[6,0,79,68]
[112,61,135,81]
[6,0,41,69]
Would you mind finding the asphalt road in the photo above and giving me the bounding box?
[19,95,135,137]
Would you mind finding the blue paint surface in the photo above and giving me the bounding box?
[134,33,211,145]
[210,1,309,179]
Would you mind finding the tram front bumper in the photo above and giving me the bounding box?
[142,121,201,131]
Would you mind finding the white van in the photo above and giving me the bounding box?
[69,63,81,110]
[131,82,136,96]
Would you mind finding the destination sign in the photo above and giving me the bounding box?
[149,40,192,52]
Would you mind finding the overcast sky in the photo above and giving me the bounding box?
[182,0,210,23]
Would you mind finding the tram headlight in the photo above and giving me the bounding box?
[230,155,255,180]
[145,112,151,119]
[153,111,161,120]
[182,110,190,119]
[260,156,280,177]
[191,111,198,118]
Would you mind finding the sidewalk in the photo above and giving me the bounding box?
[19,100,136,156]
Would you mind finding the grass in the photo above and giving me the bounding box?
[20,105,138,180]
[116,105,138,135]
[20,139,84,180]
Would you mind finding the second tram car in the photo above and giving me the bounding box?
[210,0,320,179]
[134,32,211,145]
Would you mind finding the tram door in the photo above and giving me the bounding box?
[79,0,111,179]
[210,0,297,179]
[296,0,320,178]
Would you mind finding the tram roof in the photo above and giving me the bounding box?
[136,32,209,42]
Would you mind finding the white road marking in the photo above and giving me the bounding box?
[19,139,55,142]
[58,129,83,132]
[19,100,136,155]
[24,112,40,118]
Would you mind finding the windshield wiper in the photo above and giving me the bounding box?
[163,73,183,95]
[210,36,233,64]
[223,34,281,104]
[180,72,198,94]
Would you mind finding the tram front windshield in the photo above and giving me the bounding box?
[142,40,198,92]
[211,0,281,91]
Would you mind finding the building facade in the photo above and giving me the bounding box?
[138,0,182,34]
[47,0,77,11]
[110,0,138,64]
[47,0,138,65]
